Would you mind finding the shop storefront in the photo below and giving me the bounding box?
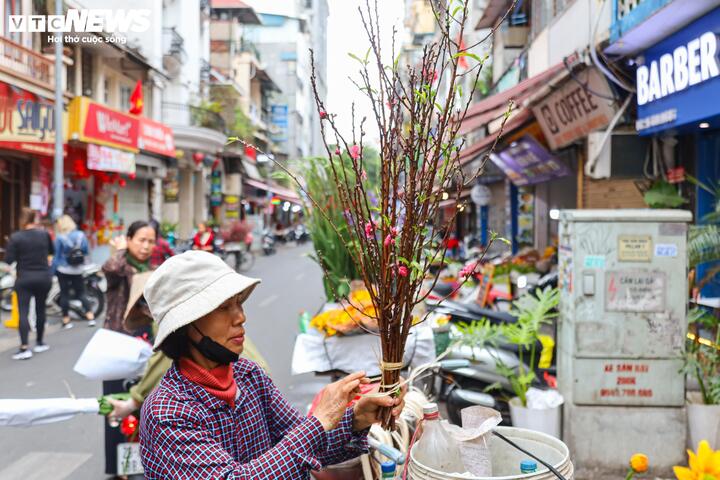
[633,7,720,296]
[67,97,174,257]
[0,80,58,245]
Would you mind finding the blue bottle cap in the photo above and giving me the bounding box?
[520,460,538,473]
[381,461,396,473]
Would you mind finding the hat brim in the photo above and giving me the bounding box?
[152,271,260,350]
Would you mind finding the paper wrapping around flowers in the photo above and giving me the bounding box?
[73,328,153,381]
[291,323,436,377]
[0,398,99,427]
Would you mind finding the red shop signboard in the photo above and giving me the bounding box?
[68,97,139,152]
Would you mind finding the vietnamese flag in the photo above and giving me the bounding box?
[129,79,143,115]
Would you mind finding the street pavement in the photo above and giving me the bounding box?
[0,243,329,479]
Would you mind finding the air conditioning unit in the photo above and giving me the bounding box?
[586,131,651,179]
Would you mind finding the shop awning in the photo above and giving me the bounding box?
[490,135,571,186]
[475,0,512,29]
[241,160,263,181]
[459,108,534,166]
[459,59,571,136]
[210,0,261,24]
[243,178,301,203]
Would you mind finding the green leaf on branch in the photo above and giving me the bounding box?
[348,52,368,65]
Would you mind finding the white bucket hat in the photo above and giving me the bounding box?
[144,250,261,350]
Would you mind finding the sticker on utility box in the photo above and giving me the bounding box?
[605,270,666,313]
[618,235,653,262]
[583,255,606,269]
[654,244,678,257]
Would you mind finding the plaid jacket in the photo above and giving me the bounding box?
[140,359,368,479]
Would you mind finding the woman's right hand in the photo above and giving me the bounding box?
[312,371,368,431]
[109,235,128,251]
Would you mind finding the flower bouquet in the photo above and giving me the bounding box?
[232,0,513,427]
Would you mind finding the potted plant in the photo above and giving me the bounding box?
[683,307,720,448]
[496,287,561,437]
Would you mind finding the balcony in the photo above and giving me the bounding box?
[0,36,54,91]
[162,102,227,134]
[200,59,211,83]
[162,27,187,78]
[239,37,261,62]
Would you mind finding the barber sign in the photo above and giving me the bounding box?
[635,7,720,134]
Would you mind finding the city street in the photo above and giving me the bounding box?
[0,244,328,479]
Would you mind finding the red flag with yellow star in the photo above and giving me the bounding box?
[129,79,143,115]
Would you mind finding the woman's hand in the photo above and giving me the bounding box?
[108,397,139,420]
[312,371,368,431]
[109,235,128,251]
[352,379,407,431]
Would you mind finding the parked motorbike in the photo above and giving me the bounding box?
[0,263,106,319]
[293,224,310,244]
[261,229,276,256]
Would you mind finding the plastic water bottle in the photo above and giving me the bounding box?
[381,461,396,479]
[520,460,538,474]
[298,311,311,333]
[413,403,465,474]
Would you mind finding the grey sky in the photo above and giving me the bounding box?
[326,0,405,146]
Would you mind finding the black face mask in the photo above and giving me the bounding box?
[188,324,239,365]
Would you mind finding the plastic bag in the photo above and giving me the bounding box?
[445,406,502,476]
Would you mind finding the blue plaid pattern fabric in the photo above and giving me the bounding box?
[140,359,368,479]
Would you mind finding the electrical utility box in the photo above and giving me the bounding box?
[557,209,692,476]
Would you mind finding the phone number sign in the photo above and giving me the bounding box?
[573,358,685,406]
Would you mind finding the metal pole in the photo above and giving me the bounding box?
[52,0,64,220]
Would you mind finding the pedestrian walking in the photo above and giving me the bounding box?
[53,215,95,329]
[191,221,214,252]
[139,251,406,479]
[4,208,54,360]
[148,219,174,269]
[102,220,156,479]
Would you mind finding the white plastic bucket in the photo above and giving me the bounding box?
[508,398,562,439]
[407,426,573,480]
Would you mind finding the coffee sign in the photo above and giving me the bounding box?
[532,68,616,150]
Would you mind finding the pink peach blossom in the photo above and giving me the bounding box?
[350,145,361,160]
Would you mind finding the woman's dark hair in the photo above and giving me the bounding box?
[19,207,37,228]
[159,327,190,361]
[127,220,152,239]
[148,219,163,238]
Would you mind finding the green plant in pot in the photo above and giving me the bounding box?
[683,306,720,448]
[497,287,559,406]
[454,287,560,435]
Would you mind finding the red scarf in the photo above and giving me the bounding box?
[179,357,237,409]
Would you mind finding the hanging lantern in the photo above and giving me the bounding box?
[119,179,127,188]
[212,157,221,170]
[193,152,204,165]
[129,172,137,180]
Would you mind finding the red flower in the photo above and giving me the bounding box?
[335,147,341,156]
[459,262,477,278]
[364,220,376,239]
[128,172,137,180]
[349,145,361,160]
[397,265,408,277]
[384,234,394,247]
[120,414,139,438]
[319,111,328,119]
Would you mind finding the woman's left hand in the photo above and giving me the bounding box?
[352,378,407,431]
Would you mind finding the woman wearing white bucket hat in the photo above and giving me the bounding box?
[139,250,405,479]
